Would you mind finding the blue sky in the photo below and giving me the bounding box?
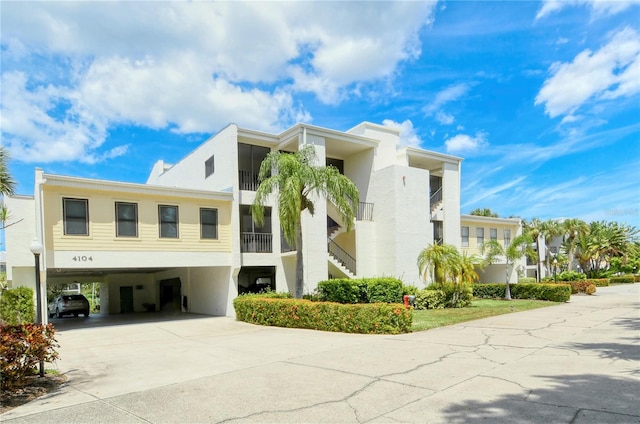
[2,0,639,229]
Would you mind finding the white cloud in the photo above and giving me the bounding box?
[0,2,437,163]
[535,27,640,118]
[424,83,471,115]
[444,132,488,154]
[435,111,454,125]
[536,0,640,20]
[381,119,423,148]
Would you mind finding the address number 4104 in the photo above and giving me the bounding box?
[72,256,93,262]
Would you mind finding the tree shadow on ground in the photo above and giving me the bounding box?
[441,374,640,424]
[610,317,640,332]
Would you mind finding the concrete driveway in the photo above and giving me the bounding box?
[2,284,639,423]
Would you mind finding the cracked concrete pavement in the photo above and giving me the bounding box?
[2,284,639,423]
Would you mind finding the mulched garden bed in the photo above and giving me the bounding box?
[0,374,67,414]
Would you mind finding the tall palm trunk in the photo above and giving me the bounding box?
[504,263,512,300]
[295,219,304,299]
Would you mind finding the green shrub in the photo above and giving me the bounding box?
[0,287,35,325]
[557,271,587,281]
[514,284,571,302]
[233,296,411,334]
[472,283,506,299]
[402,285,419,296]
[473,283,570,302]
[546,280,597,295]
[365,278,404,303]
[609,275,635,284]
[414,289,446,310]
[584,278,610,287]
[316,277,403,304]
[428,283,472,308]
[518,277,536,284]
[1,323,59,390]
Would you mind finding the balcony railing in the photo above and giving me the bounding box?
[239,170,260,191]
[241,232,272,253]
[357,202,374,221]
[328,239,356,275]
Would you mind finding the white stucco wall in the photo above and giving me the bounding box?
[370,165,430,286]
[300,132,328,293]
[150,124,238,192]
[347,122,400,171]
[344,148,375,202]
[442,161,461,248]
[188,267,232,316]
[4,195,37,281]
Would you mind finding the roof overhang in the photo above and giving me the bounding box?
[41,173,233,202]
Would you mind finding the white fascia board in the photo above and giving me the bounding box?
[274,124,379,146]
[460,214,521,225]
[404,147,464,164]
[346,121,401,136]
[42,173,233,202]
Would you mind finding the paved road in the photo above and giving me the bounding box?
[2,284,639,423]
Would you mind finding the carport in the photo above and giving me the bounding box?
[43,265,235,325]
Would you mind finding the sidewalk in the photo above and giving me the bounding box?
[2,284,639,423]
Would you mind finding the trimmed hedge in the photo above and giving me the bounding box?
[317,277,403,304]
[233,295,412,334]
[518,277,536,284]
[473,283,571,302]
[415,289,446,310]
[0,287,35,325]
[584,278,610,287]
[547,281,596,295]
[609,275,635,284]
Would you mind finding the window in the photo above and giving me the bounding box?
[116,202,138,237]
[461,226,469,247]
[240,205,272,253]
[433,221,443,245]
[504,229,511,247]
[200,208,218,239]
[490,228,498,241]
[159,205,179,238]
[205,155,215,178]
[476,227,484,245]
[63,198,89,235]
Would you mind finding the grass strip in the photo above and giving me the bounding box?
[412,299,559,332]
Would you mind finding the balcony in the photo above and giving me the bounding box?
[239,170,260,191]
[357,202,374,221]
[241,232,272,253]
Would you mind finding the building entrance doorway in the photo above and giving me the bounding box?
[159,278,181,312]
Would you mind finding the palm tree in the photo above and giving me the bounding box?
[540,219,563,276]
[561,218,588,271]
[417,243,477,307]
[1,146,17,230]
[0,147,16,196]
[469,208,498,217]
[252,145,359,298]
[481,234,532,300]
[523,218,543,282]
[417,243,460,285]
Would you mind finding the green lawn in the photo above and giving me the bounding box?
[412,299,560,332]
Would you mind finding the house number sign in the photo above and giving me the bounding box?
[72,256,93,262]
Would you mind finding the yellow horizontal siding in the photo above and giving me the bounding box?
[461,222,517,256]
[44,186,232,253]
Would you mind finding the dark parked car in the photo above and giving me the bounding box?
[48,294,90,318]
